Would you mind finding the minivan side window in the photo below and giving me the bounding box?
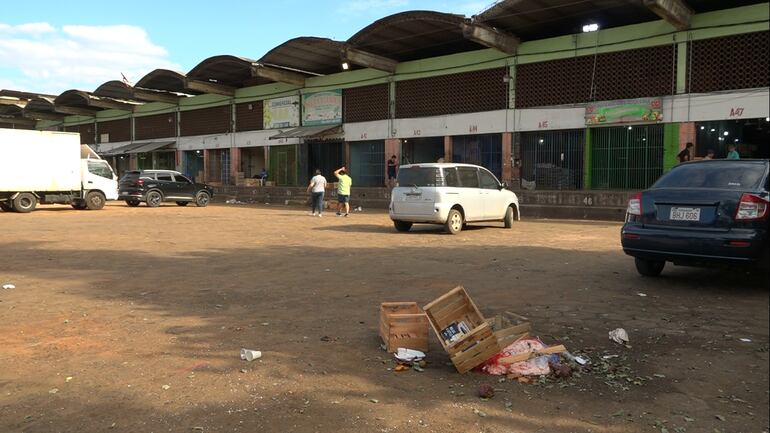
[457,167,480,188]
[443,167,460,187]
[479,169,499,190]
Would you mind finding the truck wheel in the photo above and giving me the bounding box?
[634,258,665,277]
[504,206,515,228]
[146,190,163,208]
[71,200,88,210]
[12,193,37,213]
[176,201,189,207]
[195,191,210,207]
[125,200,140,207]
[445,209,463,235]
[85,191,106,210]
[0,202,13,212]
[393,220,412,232]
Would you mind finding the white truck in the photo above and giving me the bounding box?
[0,128,118,213]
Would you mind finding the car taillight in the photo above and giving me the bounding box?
[735,193,769,221]
[627,192,642,216]
[135,179,144,186]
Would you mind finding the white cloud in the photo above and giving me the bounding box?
[0,22,179,95]
[337,0,410,15]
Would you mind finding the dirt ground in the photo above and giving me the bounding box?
[0,202,767,433]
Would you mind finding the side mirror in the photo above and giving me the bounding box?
[499,181,508,189]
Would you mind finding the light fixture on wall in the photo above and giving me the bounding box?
[502,74,512,83]
[582,23,599,32]
[341,62,350,71]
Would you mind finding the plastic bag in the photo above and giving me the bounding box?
[481,338,557,376]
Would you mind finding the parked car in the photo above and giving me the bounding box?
[119,170,213,208]
[621,159,769,276]
[389,163,520,234]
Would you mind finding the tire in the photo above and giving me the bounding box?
[634,258,665,277]
[195,191,210,207]
[145,190,163,208]
[176,201,189,207]
[504,206,515,228]
[71,200,88,210]
[445,209,463,235]
[12,193,37,213]
[393,220,412,232]
[85,191,106,210]
[125,200,140,207]
[0,202,13,212]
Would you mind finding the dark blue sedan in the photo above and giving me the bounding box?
[621,159,769,276]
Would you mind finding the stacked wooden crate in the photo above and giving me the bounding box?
[379,302,429,353]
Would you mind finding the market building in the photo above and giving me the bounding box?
[1,0,768,216]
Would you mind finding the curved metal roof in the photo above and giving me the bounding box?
[187,55,268,87]
[347,11,484,62]
[24,96,56,112]
[54,90,93,107]
[0,104,24,116]
[94,80,134,100]
[259,37,349,75]
[135,69,200,94]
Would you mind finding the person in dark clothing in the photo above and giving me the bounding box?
[386,155,398,188]
[677,142,694,163]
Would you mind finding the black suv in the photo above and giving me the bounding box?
[119,170,214,208]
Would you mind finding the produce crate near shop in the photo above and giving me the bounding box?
[423,286,502,374]
[379,302,429,353]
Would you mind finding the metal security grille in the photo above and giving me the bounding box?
[350,141,385,187]
[65,123,95,144]
[344,84,389,123]
[207,148,231,184]
[590,125,664,190]
[452,134,502,180]
[183,150,204,181]
[689,31,770,93]
[96,119,130,143]
[135,114,176,140]
[181,106,231,136]
[235,102,263,131]
[269,145,298,186]
[516,45,676,108]
[396,68,507,118]
[518,130,584,190]
[308,141,344,182]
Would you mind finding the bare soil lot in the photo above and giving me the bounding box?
[1,203,768,433]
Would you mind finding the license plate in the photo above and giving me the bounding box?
[670,207,701,221]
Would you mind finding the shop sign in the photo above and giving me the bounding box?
[302,90,342,126]
[585,98,663,125]
[263,96,300,129]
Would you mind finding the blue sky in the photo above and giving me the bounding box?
[1,0,492,95]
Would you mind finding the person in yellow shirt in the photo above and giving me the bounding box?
[334,166,352,217]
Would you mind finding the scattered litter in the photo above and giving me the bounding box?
[369,398,379,404]
[609,328,630,345]
[637,292,647,297]
[261,322,269,326]
[549,361,573,378]
[161,385,170,390]
[225,199,245,204]
[739,338,752,343]
[477,383,495,399]
[240,349,262,362]
[394,364,410,372]
[48,388,59,394]
[2,283,15,290]
[394,348,425,363]
[562,351,589,365]
[354,206,363,212]
[482,338,564,376]
[715,415,725,421]
[412,364,425,372]
[472,408,487,417]
[602,354,620,360]
[65,376,73,383]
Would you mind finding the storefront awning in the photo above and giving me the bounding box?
[99,142,147,156]
[269,124,342,139]
[126,141,176,154]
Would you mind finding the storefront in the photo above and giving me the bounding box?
[349,140,385,187]
[207,148,230,185]
[183,150,204,181]
[452,134,502,180]
[695,118,770,159]
[517,129,584,190]
[269,145,297,186]
[240,147,267,179]
[589,124,664,190]
[402,136,444,165]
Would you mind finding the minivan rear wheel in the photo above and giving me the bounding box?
[634,258,665,277]
[393,220,412,232]
[445,209,463,235]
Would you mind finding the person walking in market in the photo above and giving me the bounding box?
[306,169,327,217]
[727,143,741,160]
[334,166,352,217]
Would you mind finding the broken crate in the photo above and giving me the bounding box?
[379,302,429,353]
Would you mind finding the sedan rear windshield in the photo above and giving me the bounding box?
[653,161,767,190]
[397,167,443,187]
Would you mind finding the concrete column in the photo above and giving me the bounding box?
[230,147,241,185]
[203,149,211,183]
[344,141,351,169]
[129,154,138,171]
[176,149,183,172]
[679,122,696,151]
[502,132,513,183]
[444,136,453,162]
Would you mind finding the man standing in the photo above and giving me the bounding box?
[727,144,741,160]
[306,169,327,217]
[677,142,694,163]
[386,155,398,188]
[334,166,352,217]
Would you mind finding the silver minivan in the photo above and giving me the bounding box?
[389,163,520,234]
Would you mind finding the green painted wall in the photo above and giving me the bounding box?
[663,123,680,172]
[584,129,592,189]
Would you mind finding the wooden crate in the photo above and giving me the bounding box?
[423,286,502,374]
[379,302,429,353]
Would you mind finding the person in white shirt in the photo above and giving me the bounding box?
[307,169,327,217]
